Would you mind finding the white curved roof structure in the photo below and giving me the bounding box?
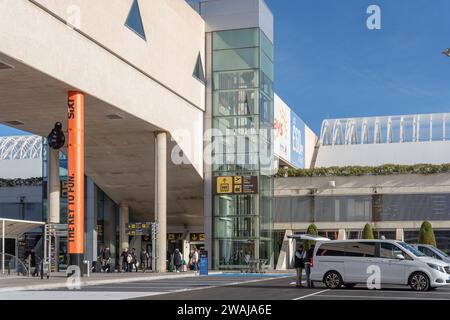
[0,136,42,160]
[320,113,450,146]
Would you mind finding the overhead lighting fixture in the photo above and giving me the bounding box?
[0,61,13,70]
[106,114,124,120]
[5,120,25,126]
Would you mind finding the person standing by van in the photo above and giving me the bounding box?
[304,245,315,288]
[294,245,306,287]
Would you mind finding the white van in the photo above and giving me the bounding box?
[310,240,450,291]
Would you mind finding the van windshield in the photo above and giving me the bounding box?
[398,242,426,257]
[432,247,449,258]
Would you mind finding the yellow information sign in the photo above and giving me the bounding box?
[216,176,233,194]
[214,176,258,195]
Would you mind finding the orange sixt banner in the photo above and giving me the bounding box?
[67,92,85,255]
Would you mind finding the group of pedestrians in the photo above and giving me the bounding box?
[99,246,199,274]
[120,247,151,272]
[294,244,315,288]
[172,248,200,275]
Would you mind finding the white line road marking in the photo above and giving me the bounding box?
[336,289,450,295]
[0,291,166,300]
[312,294,450,300]
[290,281,306,285]
[293,289,330,300]
[11,276,292,300]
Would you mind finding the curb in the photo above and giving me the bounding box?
[0,271,223,293]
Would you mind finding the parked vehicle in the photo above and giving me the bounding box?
[310,240,450,291]
[412,244,450,266]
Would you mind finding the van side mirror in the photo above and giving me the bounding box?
[396,254,405,260]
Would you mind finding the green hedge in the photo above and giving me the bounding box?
[0,178,43,187]
[362,224,375,239]
[277,164,450,178]
[418,221,437,247]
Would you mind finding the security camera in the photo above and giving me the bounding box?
[47,122,65,150]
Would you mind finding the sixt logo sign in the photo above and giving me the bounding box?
[68,98,75,119]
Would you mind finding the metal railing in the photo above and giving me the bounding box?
[0,253,29,277]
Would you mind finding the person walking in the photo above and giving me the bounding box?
[304,244,315,288]
[294,245,306,287]
[102,247,111,273]
[173,249,182,272]
[29,249,39,277]
[131,248,138,272]
[192,248,200,276]
[121,248,129,273]
[140,248,149,272]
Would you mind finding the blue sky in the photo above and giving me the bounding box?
[1,0,449,136]
[0,125,30,136]
[265,0,450,134]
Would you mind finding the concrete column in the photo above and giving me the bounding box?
[155,132,167,273]
[396,228,404,241]
[48,147,60,224]
[119,204,130,252]
[338,229,347,240]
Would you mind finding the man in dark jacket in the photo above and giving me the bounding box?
[304,245,315,288]
[173,249,182,272]
[140,248,149,272]
[294,245,306,287]
[101,247,111,272]
[121,248,129,272]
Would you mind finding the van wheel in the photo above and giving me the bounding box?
[324,271,343,289]
[344,283,356,289]
[409,272,430,291]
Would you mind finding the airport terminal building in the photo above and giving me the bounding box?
[1,0,449,273]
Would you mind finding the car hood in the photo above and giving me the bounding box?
[416,256,449,267]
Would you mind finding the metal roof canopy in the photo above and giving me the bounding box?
[0,218,45,238]
[1,218,44,275]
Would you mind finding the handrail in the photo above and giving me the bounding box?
[0,253,29,277]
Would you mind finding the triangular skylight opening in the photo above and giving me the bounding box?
[193,53,205,83]
[125,0,146,40]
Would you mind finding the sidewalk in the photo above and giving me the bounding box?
[0,271,216,293]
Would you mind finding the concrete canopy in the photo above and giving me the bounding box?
[0,0,206,229]
[0,52,204,228]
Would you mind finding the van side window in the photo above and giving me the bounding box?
[379,243,403,259]
[346,242,376,257]
[316,243,346,256]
